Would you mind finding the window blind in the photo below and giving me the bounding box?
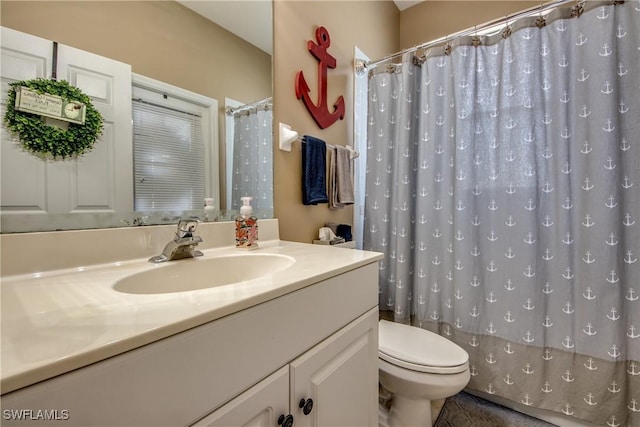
[132,99,205,211]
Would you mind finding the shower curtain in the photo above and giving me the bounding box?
[230,104,274,218]
[363,2,639,425]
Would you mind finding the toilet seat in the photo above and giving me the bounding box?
[379,320,469,374]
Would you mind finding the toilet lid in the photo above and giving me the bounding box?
[379,320,469,374]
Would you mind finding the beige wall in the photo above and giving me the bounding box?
[399,1,539,50]
[1,1,272,210]
[273,0,399,243]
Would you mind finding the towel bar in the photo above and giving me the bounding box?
[278,122,359,159]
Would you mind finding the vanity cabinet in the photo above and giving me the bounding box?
[289,308,377,427]
[1,263,379,427]
[193,308,378,427]
[191,366,289,427]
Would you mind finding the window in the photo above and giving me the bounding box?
[131,75,218,212]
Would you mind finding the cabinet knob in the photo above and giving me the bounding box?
[299,398,314,415]
[277,414,294,427]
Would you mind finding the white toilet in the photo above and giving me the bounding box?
[378,320,470,427]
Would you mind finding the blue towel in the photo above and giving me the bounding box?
[336,224,352,242]
[302,135,329,205]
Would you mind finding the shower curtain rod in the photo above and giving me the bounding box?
[226,96,272,115]
[361,0,578,71]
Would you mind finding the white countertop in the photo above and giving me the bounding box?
[1,240,382,394]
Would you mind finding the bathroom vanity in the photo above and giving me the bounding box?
[0,221,383,426]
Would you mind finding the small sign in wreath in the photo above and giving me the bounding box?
[4,78,103,160]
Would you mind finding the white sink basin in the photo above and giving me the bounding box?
[113,253,295,294]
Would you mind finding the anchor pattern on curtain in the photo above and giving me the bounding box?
[230,105,274,218]
[363,2,639,425]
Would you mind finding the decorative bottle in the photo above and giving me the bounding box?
[235,197,258,249]
[204,198,218,222]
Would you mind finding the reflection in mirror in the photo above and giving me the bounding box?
[132,74,218,213]
[0,0,272,233]
[226,98,273,218]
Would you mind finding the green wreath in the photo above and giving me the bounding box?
[4,78,103,159]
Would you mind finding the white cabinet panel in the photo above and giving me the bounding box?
[195,308,379,427]
[290,309,378,427]
[191,367,289,427]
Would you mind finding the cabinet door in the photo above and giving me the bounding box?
[191,366,289,427]
[289,308,378,427]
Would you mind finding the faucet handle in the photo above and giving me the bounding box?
[176,219,199,239]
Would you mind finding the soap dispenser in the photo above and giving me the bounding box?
[235,197,258,249]
[204,198,218,222]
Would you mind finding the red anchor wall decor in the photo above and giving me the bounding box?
[295,26,345,129]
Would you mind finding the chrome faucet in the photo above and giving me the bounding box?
[149,219,203,263]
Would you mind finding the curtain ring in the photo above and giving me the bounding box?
[502,15,512,39]
[412,54,425,66]
[444,42,452,56]
[442,35,452,55]
[571,1,585,17]
[471,25,481,47]
[535,2,546,28]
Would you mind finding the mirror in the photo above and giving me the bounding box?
[0,0,273,233]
